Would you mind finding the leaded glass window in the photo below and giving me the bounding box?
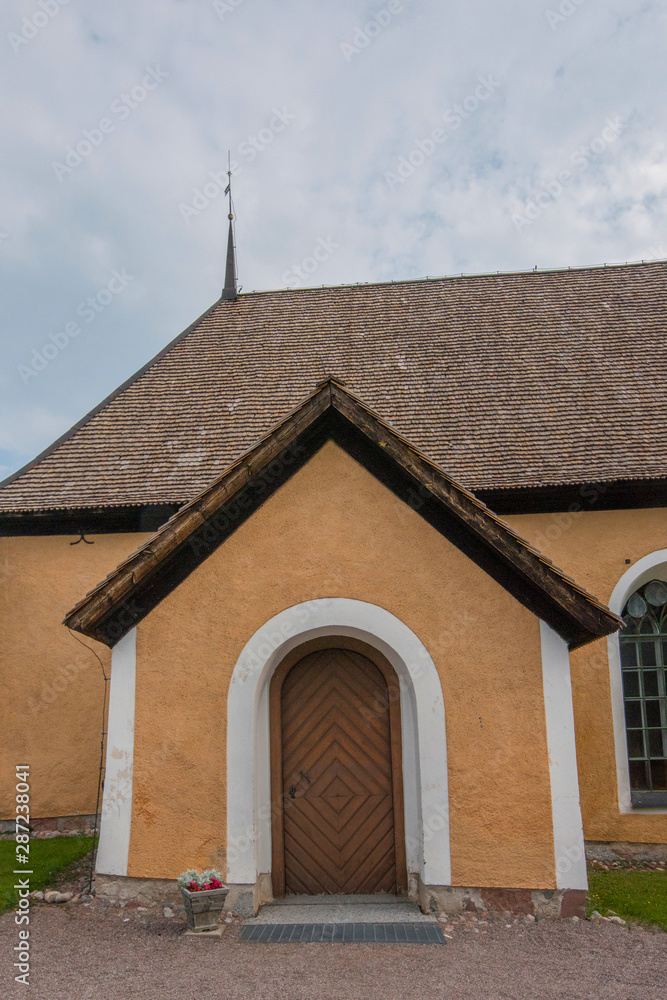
[619,580,667,806]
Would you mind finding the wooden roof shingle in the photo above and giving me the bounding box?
[3,260,667,513]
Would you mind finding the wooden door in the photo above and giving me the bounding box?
[270,642,406,896]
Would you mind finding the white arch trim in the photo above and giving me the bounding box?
[226,598,451,887]
[607,550,667,815]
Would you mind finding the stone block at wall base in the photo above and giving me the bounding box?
[255,873,273,912]
[225,884,256,916]
[95,875,260,915]
[95,875,181,907]
[418,880,586,919]
[585,841,667,863]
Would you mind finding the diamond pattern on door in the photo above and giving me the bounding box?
[280,647,397,895]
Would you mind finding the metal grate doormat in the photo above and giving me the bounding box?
[239,923,446,944]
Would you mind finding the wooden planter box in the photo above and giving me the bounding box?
[180,885,229,932]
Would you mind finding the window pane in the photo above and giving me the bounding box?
[627,730,645,757]
[645,701,662,727]
[649,760,667,790]
[624,701,643,728]
[645,580,667,607]
[640,641,657,666]
[629,760,649,789]
[642,671,659,697]
[623,671,640,698]
[662,640,667,664]
[648,729,665,757]
[627,593,647,618]
[620,643,637,668]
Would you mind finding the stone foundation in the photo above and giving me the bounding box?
[95,874,257,915]
[585,840,667,863]
[95,873,586,919]
[418,881,587,919]
[0,814,97,835]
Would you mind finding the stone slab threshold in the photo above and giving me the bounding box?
[246,894,437,925]
[240,923,446,944]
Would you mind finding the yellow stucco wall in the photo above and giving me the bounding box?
[129,441,556,889]
[507,507,667,845]
[0,532,149,820]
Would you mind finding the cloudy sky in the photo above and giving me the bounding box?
[1,0,665,479]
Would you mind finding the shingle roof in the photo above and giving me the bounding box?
[2,260,667,513]
[64,378,622,650]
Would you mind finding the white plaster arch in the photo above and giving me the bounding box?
[607,550,667,814]
[226,598,451,888]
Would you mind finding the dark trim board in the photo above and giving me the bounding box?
[477,479,667,516]
[3,481,665,535]
[0,505,181,537]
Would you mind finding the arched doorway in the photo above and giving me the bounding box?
[269,637,408,896]
[225,598,451,893]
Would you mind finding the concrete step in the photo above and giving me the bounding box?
[246,894,437,925]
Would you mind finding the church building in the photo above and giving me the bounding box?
[1,242,666,918]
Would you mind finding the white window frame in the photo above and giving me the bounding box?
[608,550,667,814]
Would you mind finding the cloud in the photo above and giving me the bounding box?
[0,0,666,477]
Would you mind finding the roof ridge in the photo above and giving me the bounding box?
[243,257,667,296]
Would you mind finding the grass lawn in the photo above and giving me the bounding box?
[0,837,94,915]
[587,868,667,931]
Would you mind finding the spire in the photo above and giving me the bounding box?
[222,153,237,301]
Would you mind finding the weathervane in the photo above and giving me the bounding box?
[222,151,238,301]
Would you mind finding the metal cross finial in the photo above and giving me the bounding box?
[222,150,238,301]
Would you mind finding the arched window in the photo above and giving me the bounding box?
[620,580,667,807]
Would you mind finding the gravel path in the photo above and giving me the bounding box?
[2,903,665,1000]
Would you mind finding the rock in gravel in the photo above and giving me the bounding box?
[608,916,627,925]
[31,891,44,901]
[80,894,93,904]
[524,914,535,923]
[44,891,60,903]
[163,907,175,918]
[70,894,81,904]
[54,892,73,903]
